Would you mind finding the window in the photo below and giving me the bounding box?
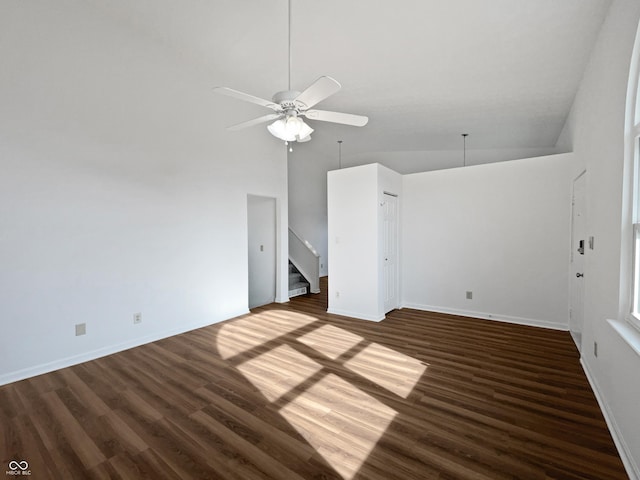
[629,31,640,331]
[632,223,640,325]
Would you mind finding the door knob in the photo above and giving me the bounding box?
[576,273,584,278]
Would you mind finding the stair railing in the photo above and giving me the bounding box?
[288,227,320,294]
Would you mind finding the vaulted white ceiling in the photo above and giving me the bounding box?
[87,0,611,159]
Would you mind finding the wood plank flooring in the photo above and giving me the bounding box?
[0,278,628,479]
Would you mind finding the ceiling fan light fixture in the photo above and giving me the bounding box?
[285,115,303,136]
[267,118,296,142]
[296,120,313,139]
[267,115,313,143]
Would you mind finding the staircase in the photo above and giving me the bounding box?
[288,227,320,296]
[288,261,310,298]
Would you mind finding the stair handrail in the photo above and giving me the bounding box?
[288,227,320,294]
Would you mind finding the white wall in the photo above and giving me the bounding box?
[328,156,571,327]
[327,164,402,320]
[556,0,640,476]
[289,145,570,279]
[0,0,288,384]
[402,154,573,329]
[327,164,380,320]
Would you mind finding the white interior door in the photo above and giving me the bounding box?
[383,193,399,313]
[247,195,276,309]
[569,172,586,350]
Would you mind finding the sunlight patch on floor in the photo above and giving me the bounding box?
[279,373,397,480]
[297,324,364,360]
[344,342,427,398]
[217,311,317,359]
[237,344,323,402]
[229,316,427,479]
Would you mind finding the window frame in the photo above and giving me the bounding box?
[627,18,640,332]
[631,222,640,328]
[629,125,640,331]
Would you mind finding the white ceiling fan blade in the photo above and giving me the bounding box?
[294,76,341,109]
[304,109,369,127]
[227,113,282,131]
[213,87,280,111]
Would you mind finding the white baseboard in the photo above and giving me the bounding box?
[0,310,249,387]
[580,358,640,480]
[326,308,385,322]
[401,302,568,331]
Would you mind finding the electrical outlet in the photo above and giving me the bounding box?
[594,341,598,358]
[75,323,86,336]
[335,291,340,298]
[133,312,142,324]
[466,291,473,300]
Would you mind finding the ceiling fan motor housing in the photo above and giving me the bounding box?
[272,90,305,111]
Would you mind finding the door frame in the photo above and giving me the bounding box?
[383,192,399,314]
[247,194,277,309]
[569,170,586,350]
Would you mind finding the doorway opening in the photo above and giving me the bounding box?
[247,195,277,309]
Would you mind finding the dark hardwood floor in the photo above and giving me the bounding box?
[0,278,628,479]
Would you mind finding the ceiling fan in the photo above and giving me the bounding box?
[212,0,368,145]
